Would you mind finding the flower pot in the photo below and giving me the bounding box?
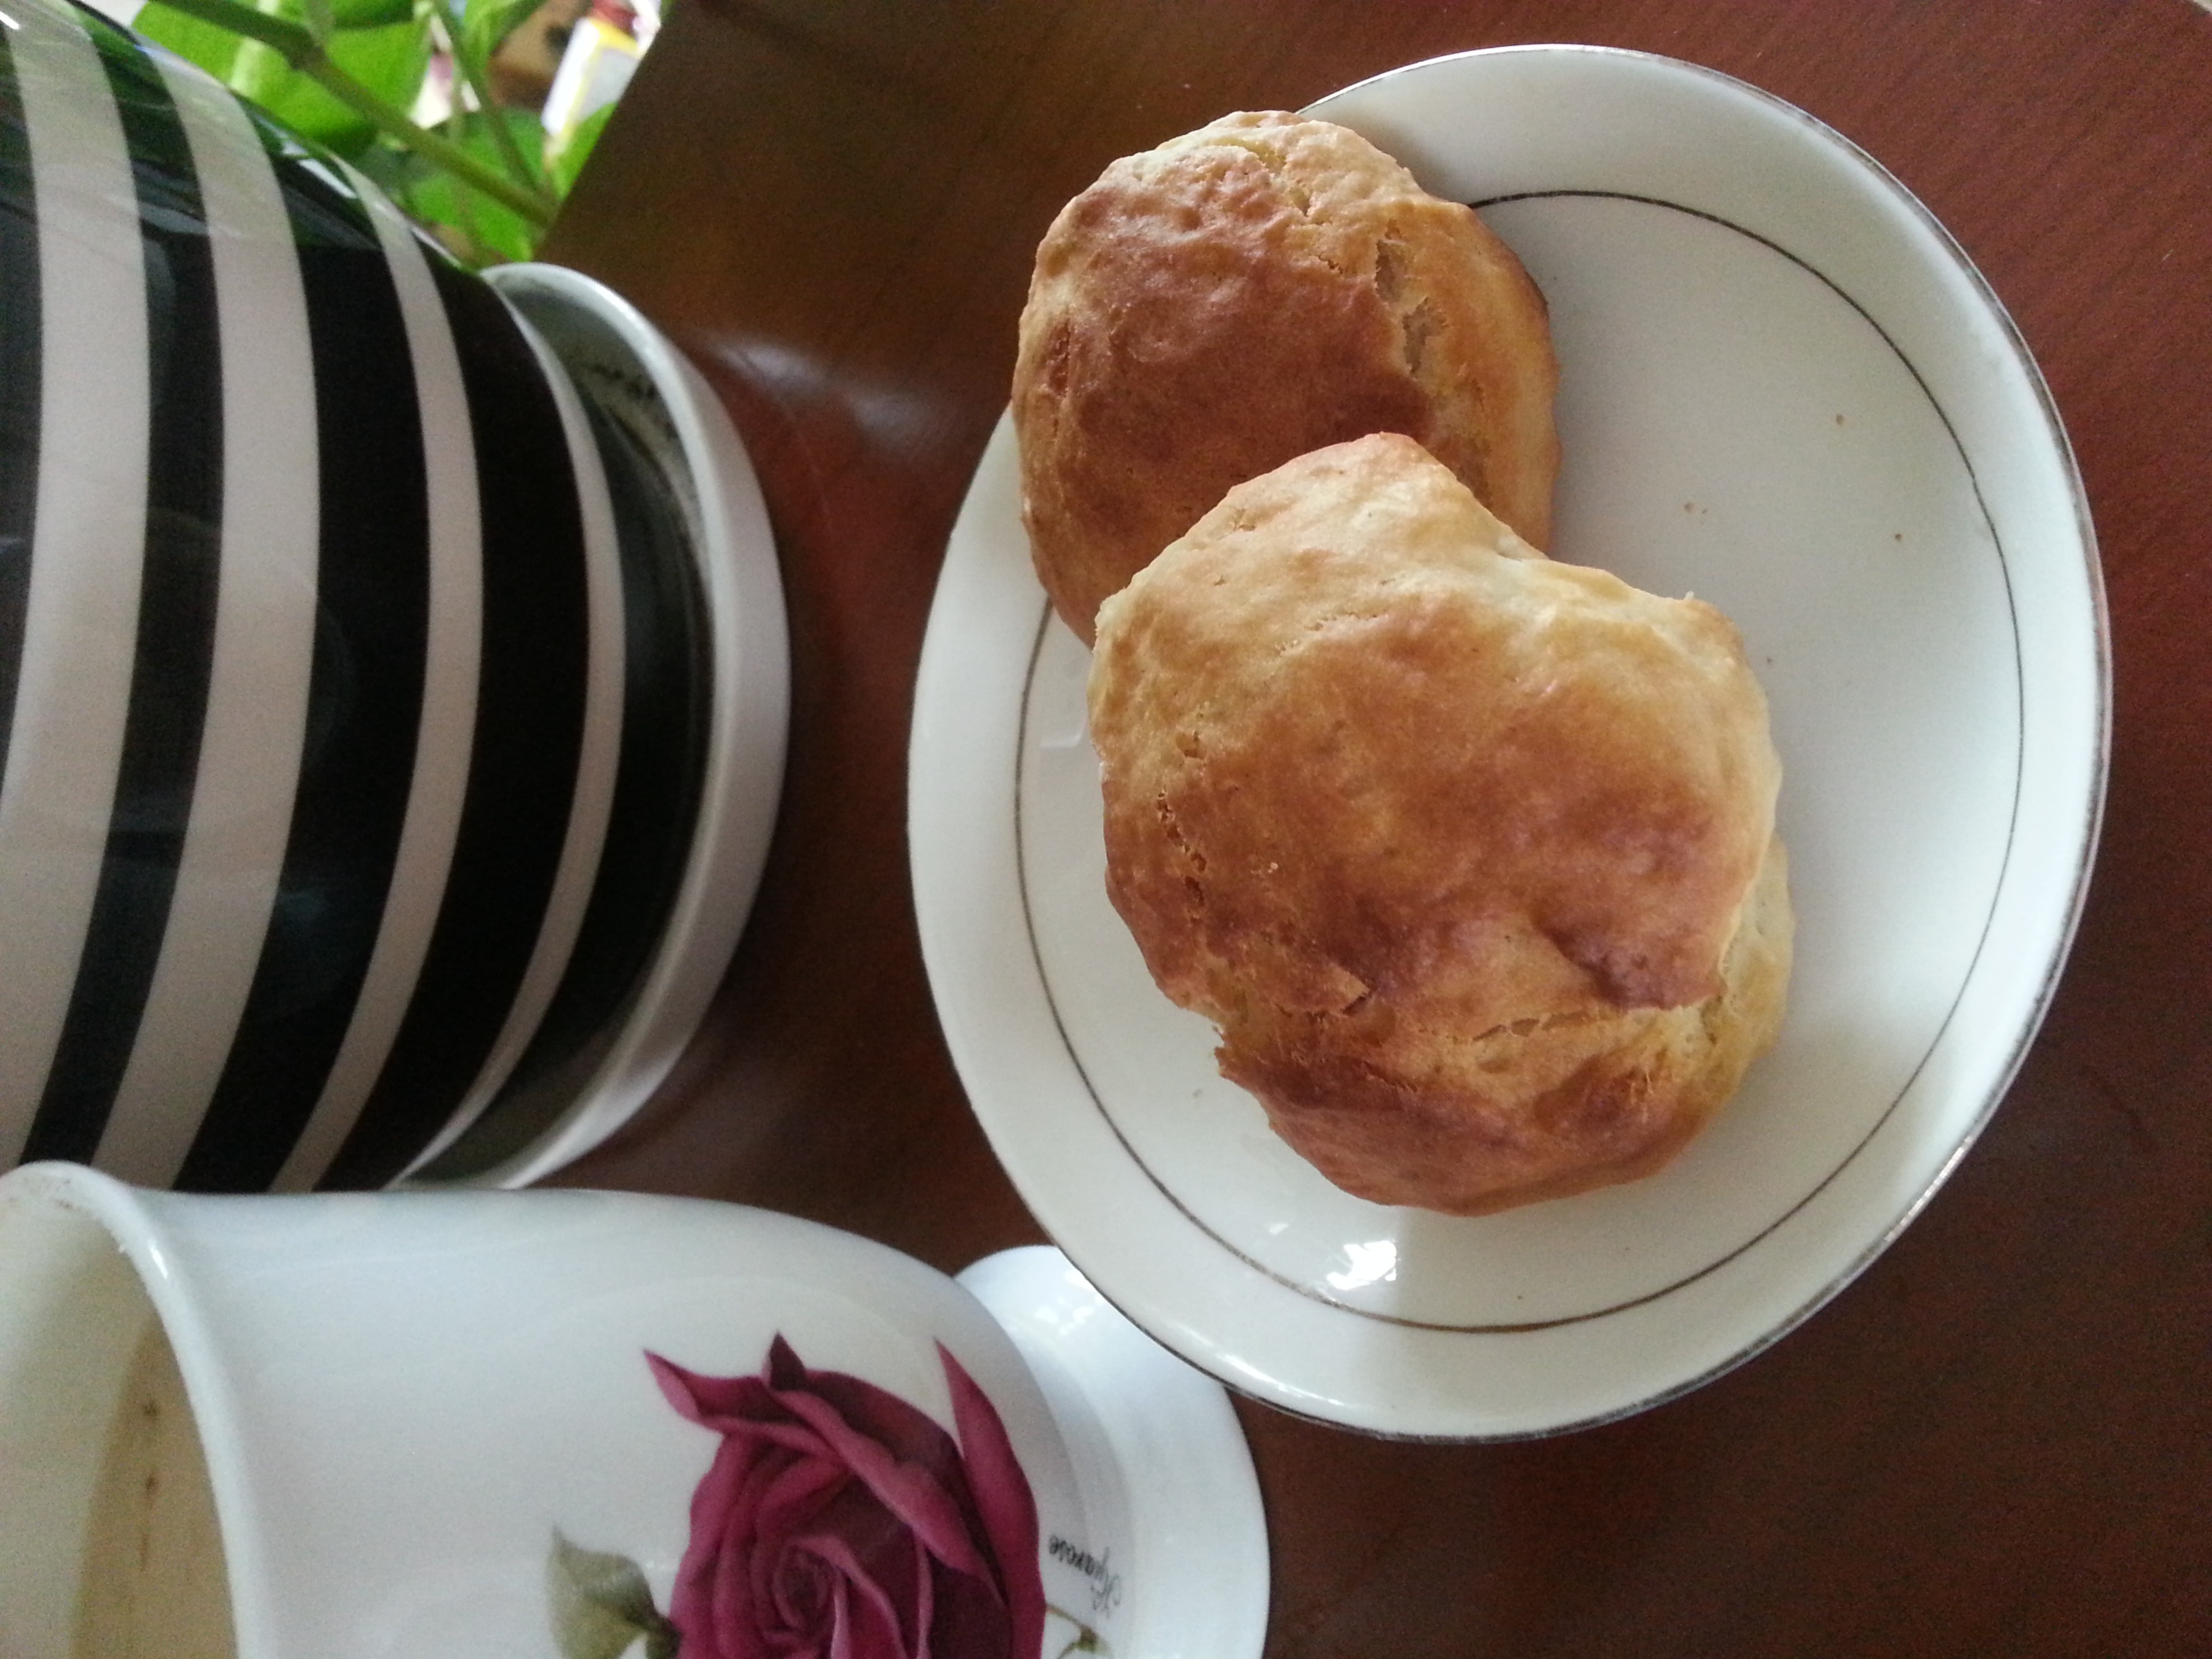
[0,0,787,1191]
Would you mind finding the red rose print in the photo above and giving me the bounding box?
[647,1335,1048,1659]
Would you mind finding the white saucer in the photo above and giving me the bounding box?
[960,1247,1268,1659]
[909,47,2106,1439]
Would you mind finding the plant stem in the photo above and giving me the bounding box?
[306,55,553,223]
[152,0,556,227]
[427,0,539,195]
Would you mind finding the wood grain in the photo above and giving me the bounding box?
[544,2,2212,1652]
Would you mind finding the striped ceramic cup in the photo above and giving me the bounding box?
[0,0,787,1190]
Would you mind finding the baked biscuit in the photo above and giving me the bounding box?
[1016,110,1559,643]
[1088,435,1792,1215]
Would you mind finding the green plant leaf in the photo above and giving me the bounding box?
[247,16,433,154]
[150,0,432,160]
[133,0,253,84]
[349,130,431,196]
[135,0,550,261]
[331,0,419,28]
[548,1532,678,1659]
[388,104,546,262]
[392,171,525,263]
[546,98,611,197]
[471,102,548,184]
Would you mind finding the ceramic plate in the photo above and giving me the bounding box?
[909,47,2106,1439]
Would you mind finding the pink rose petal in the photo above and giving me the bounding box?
[939,1347,1046,1659]
[794,1530,909,1658]
[769,1387,996,1584]
[650,1337,1047,1659]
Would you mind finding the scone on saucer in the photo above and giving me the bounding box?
[1017,111,1559,642]
[1088,434,1792,1216]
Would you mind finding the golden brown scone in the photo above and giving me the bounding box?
[1015,110,1559,644]
[1088,435,1793,1216]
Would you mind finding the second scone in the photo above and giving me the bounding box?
[1015,110,1559,642]
[1088,434,1793,1216]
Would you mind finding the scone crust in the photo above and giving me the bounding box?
[1017,110,1559,642]
[1088,434,1790,1214]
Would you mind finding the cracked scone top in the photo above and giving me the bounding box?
[1015,110,1559,642]
[1088,435,1793,1216]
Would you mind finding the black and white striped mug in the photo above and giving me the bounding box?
[0,0,789,1190]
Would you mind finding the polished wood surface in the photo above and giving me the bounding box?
[544,3,2212,1652]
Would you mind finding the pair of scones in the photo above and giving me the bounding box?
[1015,114,1792,1215]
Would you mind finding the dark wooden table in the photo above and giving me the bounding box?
[544,3,2212,1652]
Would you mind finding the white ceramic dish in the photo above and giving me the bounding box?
[0,1165,1265,1658]
[909,47,2107,1439]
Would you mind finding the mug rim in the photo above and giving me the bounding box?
[0,1160,262,1654]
